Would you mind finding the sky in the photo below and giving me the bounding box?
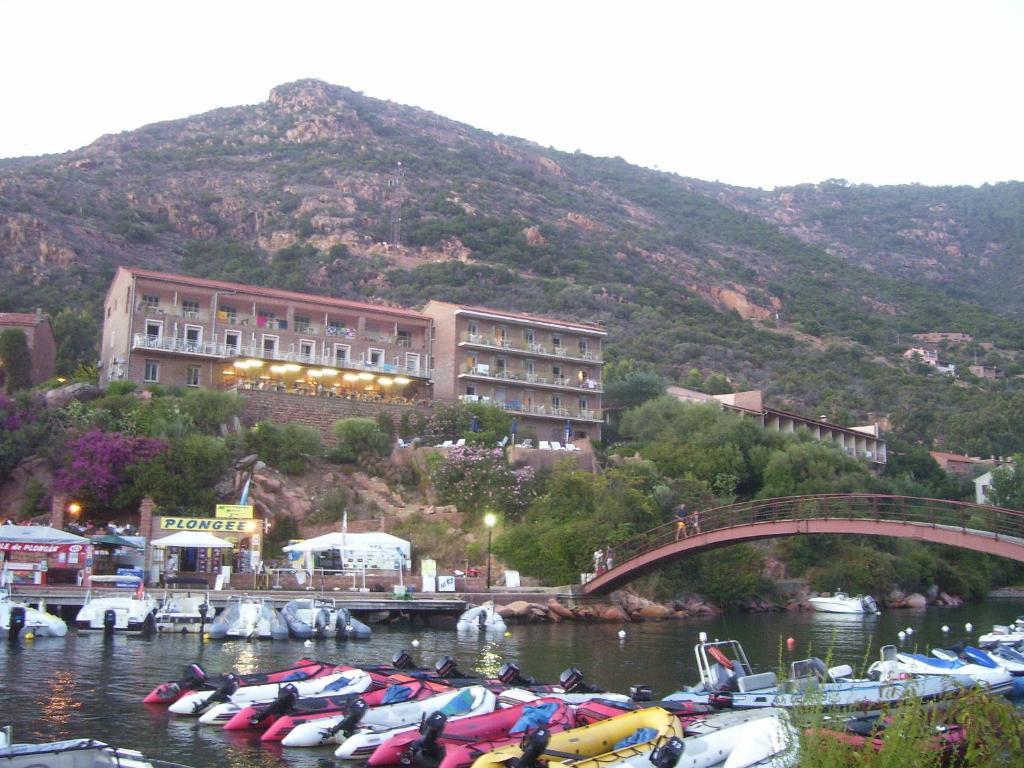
[1,0,1021,189]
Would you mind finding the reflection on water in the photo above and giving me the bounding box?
[1,599,1021,766]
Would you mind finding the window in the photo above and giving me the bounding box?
[525,359,535,376]
[219,304,238,324]
[468,321,478,336]
[578,338,589,356]
[145,321,162,341]
[552,364,562,383]
[368,348,384,366]
[524,327,535,344]
[300,340,315,362]
[295,315,311,333]
[496,326,509,346]
[495,357,507,376]
[405,352,420,373]
[333,344,350,366]
[184,325,202,350]
[182,300,200,319]
[465,385,477,396]
[224,331,240,354]
[578,397,589,410]
[551,394,562,410]
[328,319,355,338]
[262,335,279,358]
[494,386,508,404]
[397,329,412,347]
[257,310,276,329]
[142,294,160,311]
[551,334,562,350]
[143,359,159,382]
[187,366,201,387]
[524,389,535,407]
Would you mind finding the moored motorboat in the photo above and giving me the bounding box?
[333,686,498,759]
[888,651,1013,696]
[207,595,288,640]
[0,726,190,768]
[808,591,880,614]
[368,698,575,768]
[468,706,682,768]
[456,601,507,632]
[155,579,212,634]
[169,665,349,716]
[75,575,158,633]
[934,643,1024,676]
[1,588,68,639]
[142,657,328,704]
[665,638,964,710]
[977,617,1024,646]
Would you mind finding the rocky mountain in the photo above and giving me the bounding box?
[3,79,1024,443]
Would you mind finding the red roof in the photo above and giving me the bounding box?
[0,313,40,326]
[120,267,429,322]
[437,301,605,335]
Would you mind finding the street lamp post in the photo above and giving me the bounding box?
[484,513,497,589]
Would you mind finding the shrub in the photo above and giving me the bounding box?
[106,380,138,396]
[179,389,245,434]
[0,329,32,393]
[330,417,390,464]
[244,421,321,475]
[432,446,536,523]
[55,430,167,507]
[129,434,232,514]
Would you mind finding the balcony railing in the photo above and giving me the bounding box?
[131,334,432,378]
[461,332,602,363]
[458,364,603,393]
[459,394,602,422]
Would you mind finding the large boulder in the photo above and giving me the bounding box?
[600,606,630,622]
[44,382,101,409]
[904,593,928,610]
[547,600,575,620]
[635,603,673,620]
[498,601,532,619]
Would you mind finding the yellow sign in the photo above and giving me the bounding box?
[159,516,258,533]
[215,504,255,519]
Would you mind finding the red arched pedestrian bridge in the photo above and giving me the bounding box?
[581,494,1024,595]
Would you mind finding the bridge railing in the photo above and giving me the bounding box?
[606,494,1024,567]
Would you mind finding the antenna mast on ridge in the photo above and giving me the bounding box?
[387,161,405,248]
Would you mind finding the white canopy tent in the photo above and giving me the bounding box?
[0,524,89,545]
[283,531,410,559]
[150,531,235,549]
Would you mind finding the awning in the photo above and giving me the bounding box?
[91,533,143,549]
[0,524,90,553]
[150,531,235,549]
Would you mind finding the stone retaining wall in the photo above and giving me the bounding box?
[241,390,435,444]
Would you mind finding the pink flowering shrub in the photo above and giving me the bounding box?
[431,445,536,521]
[55,430,167,507]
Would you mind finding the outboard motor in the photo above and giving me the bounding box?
[103,609,117,635]
[315,608,330,638]
[403,711,448,768]
[141,611,157,637]
[559,667,599,693]
[392,650,416,670]
[510,727,551,768]
[252,684,300,725]
[649,737,685,768]
[179,663,207,690]
[198,602,210,635]
[498,662,536,687]
[8,606,26,642]
[197,674,240,712]
[434,656,469,680]
[629,685,653,702]
[326,696,369,738]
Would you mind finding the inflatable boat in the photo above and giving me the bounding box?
[169,666,349,716]
[207,595,288,640]
[280,598,373,639]
[1,589,68,639]
[143,657,329,704]
[0,727,188,768]
[456,601,506,632]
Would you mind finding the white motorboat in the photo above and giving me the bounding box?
[75,575,158,632]
[207,595,288,640]
[456,601,507,631]
[0,726,181,767]
[155,578,212,634]
[807,591,880,614]
[665,639,963,710]
[283,685,497,748]
[887,651,1013,696]
[978,617,1024,645]
[1,588,68,638]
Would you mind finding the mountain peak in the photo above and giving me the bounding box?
[268,79,353,113]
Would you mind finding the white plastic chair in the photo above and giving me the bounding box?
[455,438,466,447]
[539,441,551,450]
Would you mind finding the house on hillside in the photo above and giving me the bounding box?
[902,347,955,374]
[929,451,1011,478]
[968,364,1003,380]
[0,309,56,386]
[666,386,887,468]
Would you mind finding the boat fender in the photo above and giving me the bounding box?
[510,727,551,768]
[707,646,734,671]
[8,606,26,642]
[405,710,448,767]
[103,609,117,634]
[325,696,368,738]
[650,737,685,768]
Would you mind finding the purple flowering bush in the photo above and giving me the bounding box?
[55,430,167,507]
[431,445,536,521]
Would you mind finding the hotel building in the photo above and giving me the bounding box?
[100,268,433,399]
[423,300,604,442]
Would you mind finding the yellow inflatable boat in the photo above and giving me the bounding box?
[469,707,682,768]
